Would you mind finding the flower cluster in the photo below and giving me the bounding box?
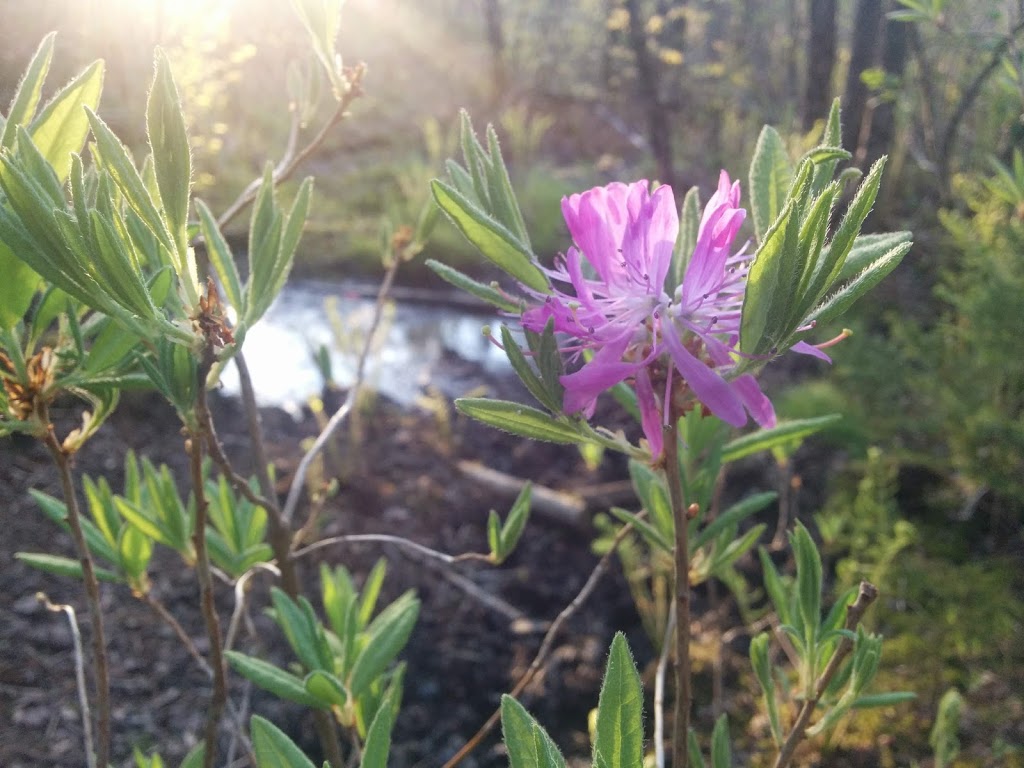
[522,174,776,457]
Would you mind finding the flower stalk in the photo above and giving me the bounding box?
[41,419,111,768]
[665,404,692,768]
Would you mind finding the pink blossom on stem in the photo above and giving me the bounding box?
[522,174,777,458]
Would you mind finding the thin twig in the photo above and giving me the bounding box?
[665,408,692,768]
[654,603,677,768]
[41,422,110,768]
[293,533,489,565]
[189,354,230,768]
[37,593,95,768]
[282,256,400,527]
[142,593,212,676]
[772,581,879,768]
[205,426,277,512]
[938,19,1024,190]
[214,65,364,232]
[440,521,637,768]
[225,563,281,653]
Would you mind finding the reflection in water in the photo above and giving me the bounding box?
[218,280,509,411]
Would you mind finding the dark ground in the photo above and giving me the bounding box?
[0,357,653,768]
[2,353,1020,768]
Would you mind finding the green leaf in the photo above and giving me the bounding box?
[196,197,243,312]
[360,667,405,768]
[486,124,530,246]
[30,59,104,182]
[487,510,502,558]
[498,482,532,560]
[692,492,776,550]
[802,158,888,311]
[15,552,121,583]
[749,126,793,241]
[710,715,731,768]
[501,325,561,413]
[226,651,326,708]
[851,691,917,708]
[251,714,318,768]
[147,51,192,280]
[287,0,345,94]
[525,319,565,411]
[0,240,39,328]
[349,590,419,698]
[1,33,55,149]
[671,185,701,290]
[357,558,388,629]
[118,524,153,581]
[425,259,521,313]
[609,507,672,553]
[759,547,791,626]
[178,743,205,768]
[628,460,673,544]
[710,523,767,576]
[459,110,491,207]
[455,398,583,444]
[807,241,910,327]
[31,488,120,565]
[270,587,324,671]
[749,633,782,744]
[688,729,706,768]
[304,670,349,707]
[740,198,799,355]
[245,165,283,320]
[721,415,842,463]
[593,633,643,768]
[836,231,912,283]
[431,180,547,292]
[86,108,179,276]
[792,523,822,638]
[501,695,568,768]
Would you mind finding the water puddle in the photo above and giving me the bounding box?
[217,279,510,413]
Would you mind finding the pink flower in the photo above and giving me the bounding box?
[522,174,776,458]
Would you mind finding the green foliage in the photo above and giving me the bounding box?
[231,562,417,738]
[742,100,911,359]
[487,482,533,564]
[17,451,280,591]
[929,688,963,768]
[251,715,318,768]
[816,448,916,589]
[501,696,567,768]
[502,633,646,768]
[592,633,643,768]
[751,525,912,748]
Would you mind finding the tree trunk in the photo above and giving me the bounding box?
[482,0,507,107]
[865,12,912,167]
[803,0,837,131]
[841,0,883,155]
[623,0,677,188]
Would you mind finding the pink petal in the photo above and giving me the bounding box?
[561,360,639,413]
[662,320,747,426]
[634,366,664,458]
[791,340,833,363]
[733,374,776,427]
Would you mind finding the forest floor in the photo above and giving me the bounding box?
[0,353,1020,768]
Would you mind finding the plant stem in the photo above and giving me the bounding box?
[664,407,691,768]
[186,411,229,768]
[232,355,345,768]
[772,581,878,768]
[42,427,111,768]
[38,594,96,768]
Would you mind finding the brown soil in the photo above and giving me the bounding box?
[0,360,652,768]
